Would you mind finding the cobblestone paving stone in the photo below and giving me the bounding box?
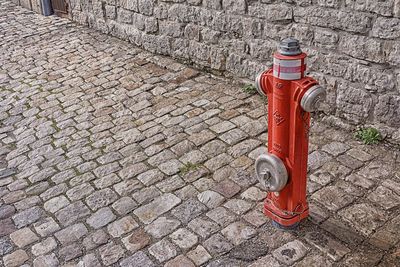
[1,2,400,266]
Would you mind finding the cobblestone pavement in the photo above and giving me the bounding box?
[1,2,400,267]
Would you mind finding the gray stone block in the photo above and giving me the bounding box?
[19,0,31,9]
[294,6,372,33]
[30,0,42,14]
[374,95,400,127]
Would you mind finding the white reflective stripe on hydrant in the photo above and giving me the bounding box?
[273,58,305,80]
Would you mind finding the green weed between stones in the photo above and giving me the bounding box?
[242,84,257,94]
[355,127,383,145]
[179,162,201,175]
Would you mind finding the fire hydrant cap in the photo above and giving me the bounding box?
[255,153,288,192]
[278,37,302,56]
[301,85,326,112]
[255,71,267,97]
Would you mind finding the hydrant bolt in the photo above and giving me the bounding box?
[278,37,302,56]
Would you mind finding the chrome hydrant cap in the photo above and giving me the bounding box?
[278,37,302,56]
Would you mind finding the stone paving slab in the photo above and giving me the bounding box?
[1,1,400,266]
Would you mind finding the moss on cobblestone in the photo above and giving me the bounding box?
[179,162,201,175]
[242,84,257,94]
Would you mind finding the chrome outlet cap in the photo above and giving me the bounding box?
[255,71,267,97]
[255,153,288,192]
[300,85,326,112]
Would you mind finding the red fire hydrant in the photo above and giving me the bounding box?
[255,38,326,229]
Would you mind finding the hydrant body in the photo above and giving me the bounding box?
[255,38,326,228]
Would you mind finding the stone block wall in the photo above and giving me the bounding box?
[12,0,44,14]
[70,1,400,131]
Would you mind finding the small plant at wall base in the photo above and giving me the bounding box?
[242,84,257,94]
[355,127,383,145]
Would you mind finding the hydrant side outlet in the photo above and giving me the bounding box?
[254,38,326,228]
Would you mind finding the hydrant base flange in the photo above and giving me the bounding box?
[271,221,300,231]
[264,197,309,227]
